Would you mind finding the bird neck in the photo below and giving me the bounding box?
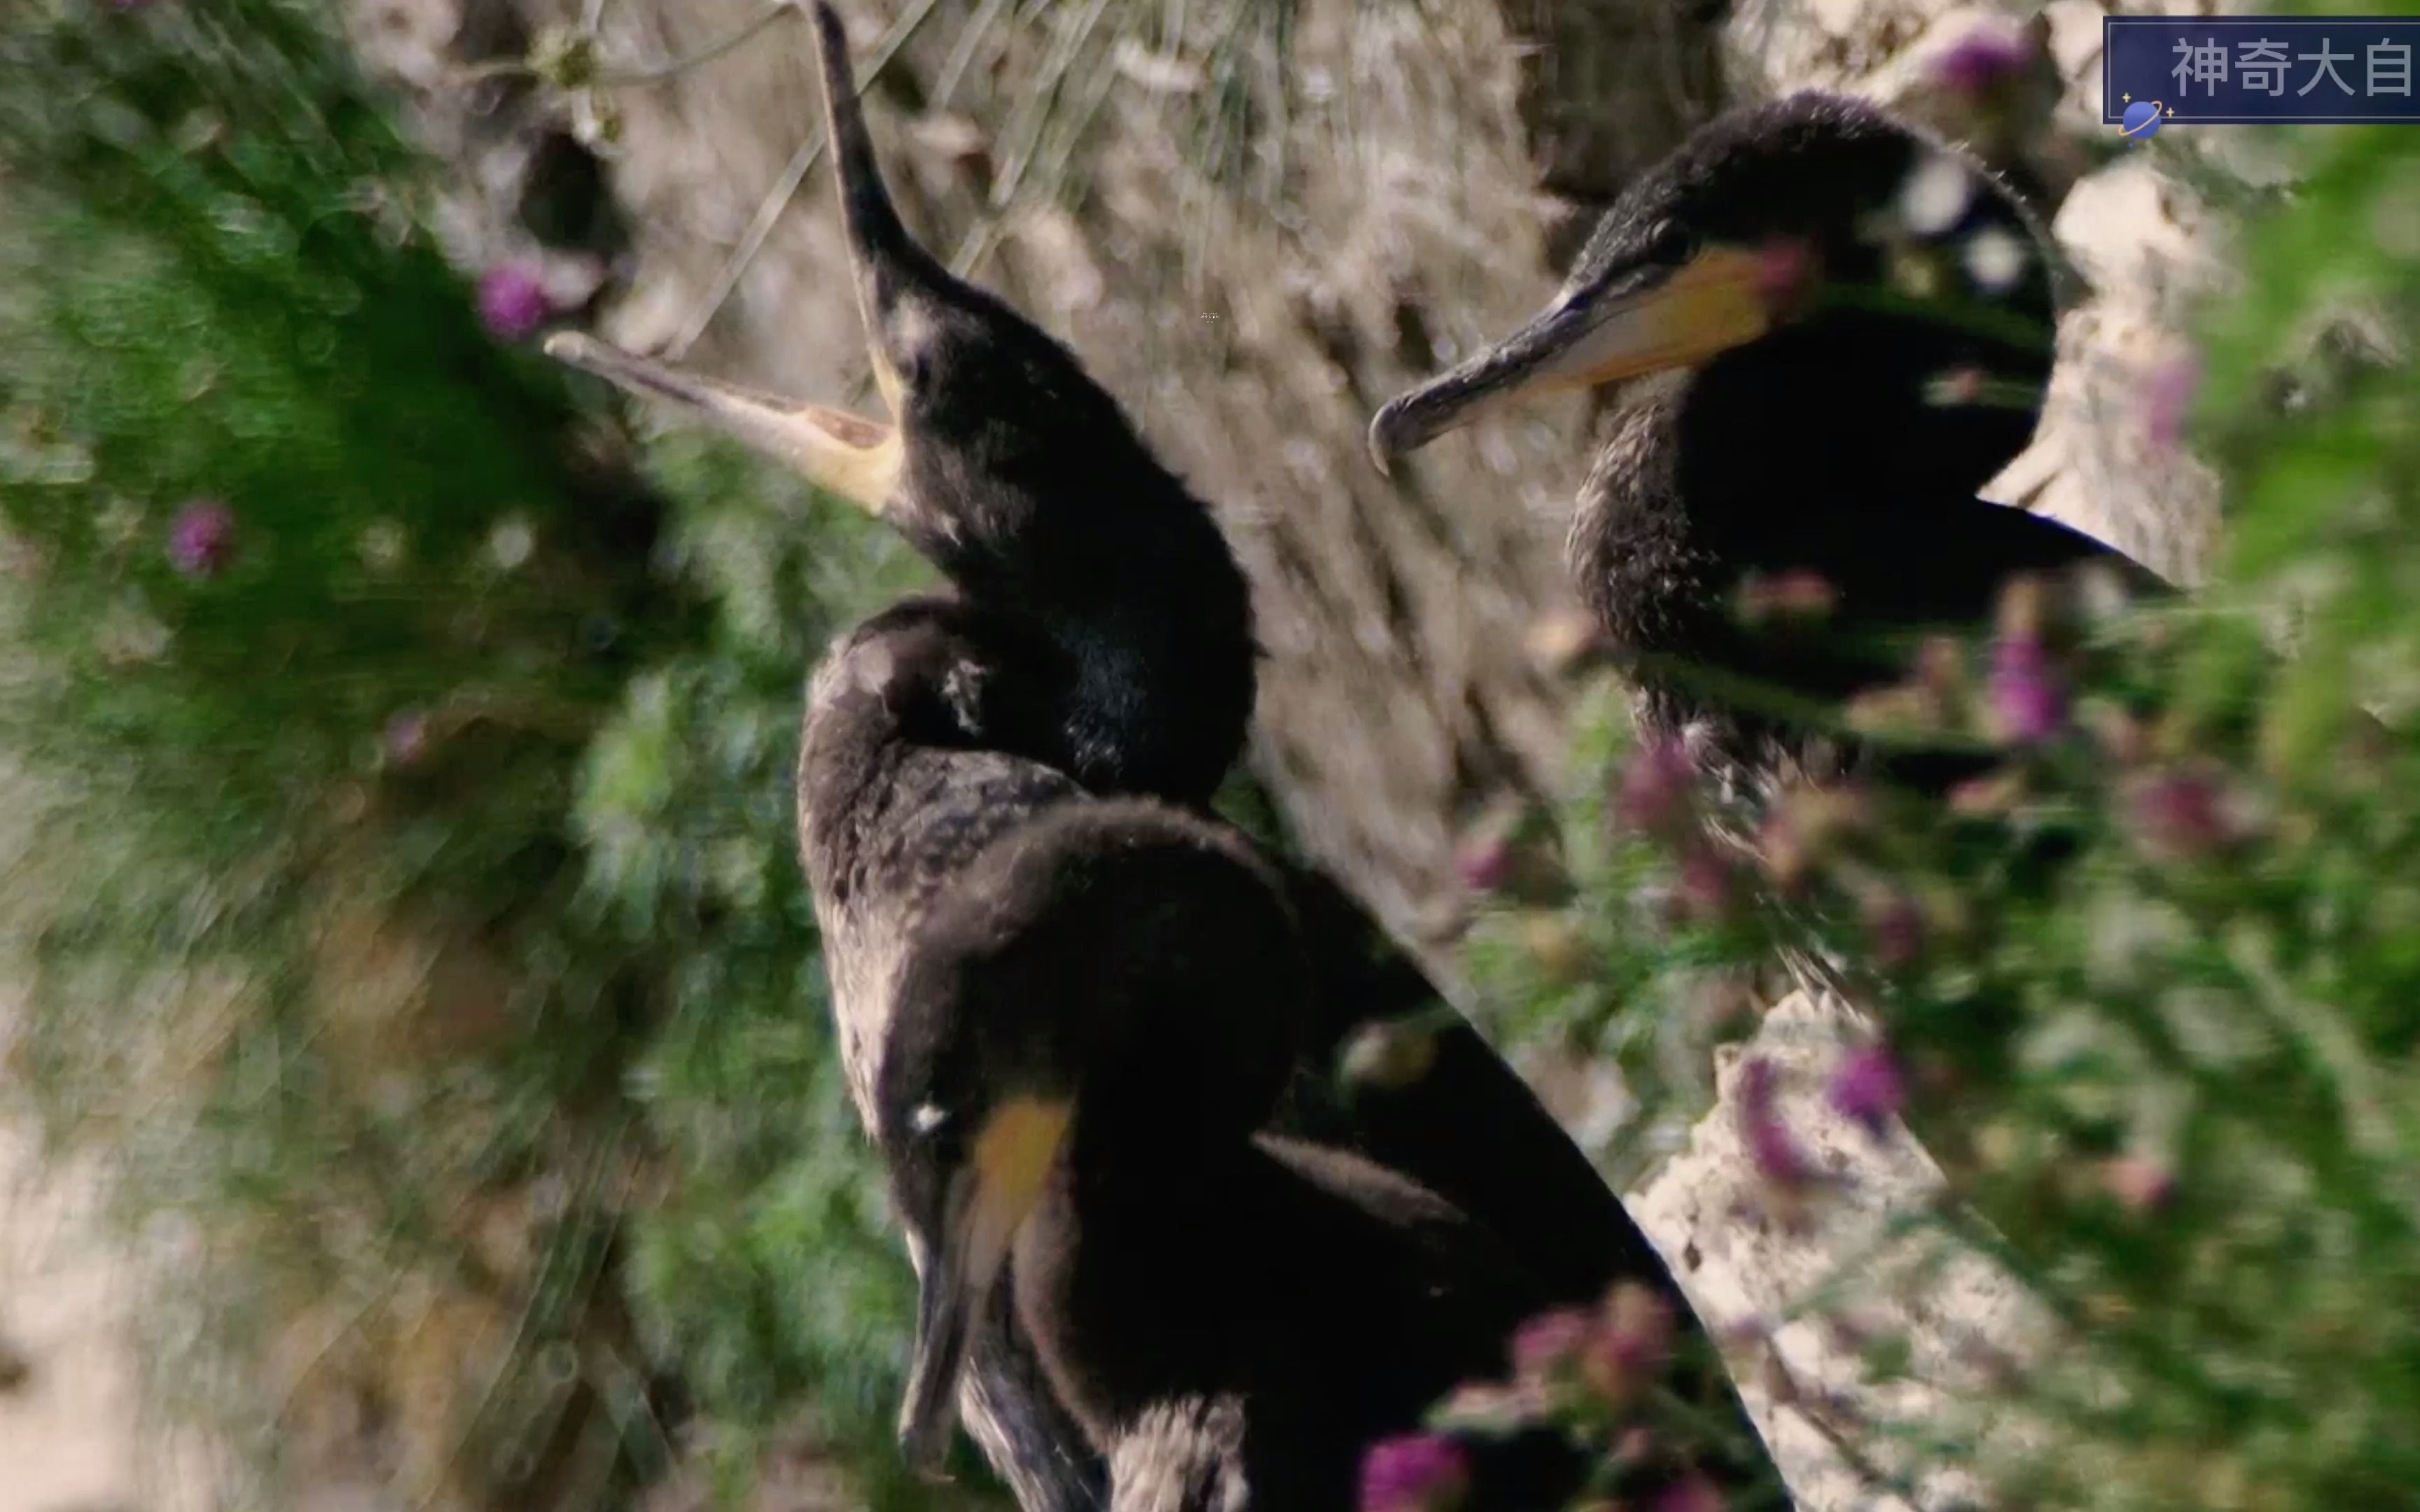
[795,600,1070,877]
[1036,599,1254,805]
[1570,312,2049,729]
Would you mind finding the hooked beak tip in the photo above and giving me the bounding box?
[1366,405,1410,478]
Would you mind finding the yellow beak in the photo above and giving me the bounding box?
[1368,244,1772,471]
[895,1097,1074,1477]
[543,332,903,514]
[539,2,919,517]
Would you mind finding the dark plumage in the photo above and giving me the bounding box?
[1371,93,2168,790]
[549,6,1771,1505]
[876,799,1586,1511]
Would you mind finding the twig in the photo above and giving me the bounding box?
[667,0,949,357]
[448,0,807,90]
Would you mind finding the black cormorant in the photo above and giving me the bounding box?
[550,4,1773,1501]
[1370,93,2168,790]
[877,798,1596,1510]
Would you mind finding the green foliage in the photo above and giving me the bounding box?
[1466,102,2420,1512]
[0,4,959,1508]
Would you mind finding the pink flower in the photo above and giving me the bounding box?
[1753,239,1819,314]
[476,262,553,340]
[1862,892,1926,971]
[1454,832,1513,895]
[2128,766,2238,860]
[384,708,431,767]
[1737,1058,1819,1189]
[2102,1155,2175,1214]
[166,499,237,578]
[1509,1307,1592,1384]
[1656,1474,1728,1512]
[1358,1434,1470,1512]
[1613,736,1698,838]
[1672,845,1739,926]
[2141,351,2201,454]
[1736,568,1837,626]
[1931,25,2036,99]
[1580,1284,1676,1401]
[1828,1044,1906,1138]
[1988,632,2066,745]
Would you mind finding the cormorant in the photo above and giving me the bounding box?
[1370,93,2169,792]
[549,4,1775,1502]
[877,797,1599,1511]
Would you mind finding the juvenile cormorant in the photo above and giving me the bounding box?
[877,798,1601,1510]
[1370,94,2168,789]
[550,4,1772,1500]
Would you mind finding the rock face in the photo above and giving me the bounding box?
[352,0,2225,964]
[97,1,2215,1509]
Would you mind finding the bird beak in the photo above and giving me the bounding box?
[537,2,931,516]
[543,332,903,514]
[1367,245,1772,474]
[896,1097,1074,1478]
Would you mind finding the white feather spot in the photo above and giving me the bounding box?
[846,638,896,696]
[1963,225,2031,293]
[1898,154,1975,239]
[911,1102,950,1135]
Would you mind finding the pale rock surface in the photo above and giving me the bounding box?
[0,1003,217,1512]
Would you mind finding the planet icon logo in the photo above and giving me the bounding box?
[2120,99,2164,140]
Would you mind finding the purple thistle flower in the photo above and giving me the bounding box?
[1753,239,1818,314]
[477,262,553,341]
[1656,1474,1728,1512]
[1510,1307,1592,1383]
[1828,1043,1907,1139]
[1862,891,1926,972]
[1454,831,1514,895]
[166,499,237,578]
[1672,845,1737,926]
[1358,1434,1470,1512]
[384,708,431,768]
[2141,351,2201,454]
[1737,1058,1819,1190]
[2103,1155,2176,1214]
[2128,766,2239,861]
[1988,632,2066,745]
[1736,568,1837,626]
[1932,25,2035,98]
[1580,1284,1675,1401]
[1614,736,1697,838]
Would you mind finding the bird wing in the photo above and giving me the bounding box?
[1264,860,1689,1312]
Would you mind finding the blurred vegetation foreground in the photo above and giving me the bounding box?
[5,2,2420,1512]
[0,3,950,1508]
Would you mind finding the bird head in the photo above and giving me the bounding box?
[1368,94,2057,478]
[547,1,1253,800]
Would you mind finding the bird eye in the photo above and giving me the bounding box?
[1647,218,1699,265]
